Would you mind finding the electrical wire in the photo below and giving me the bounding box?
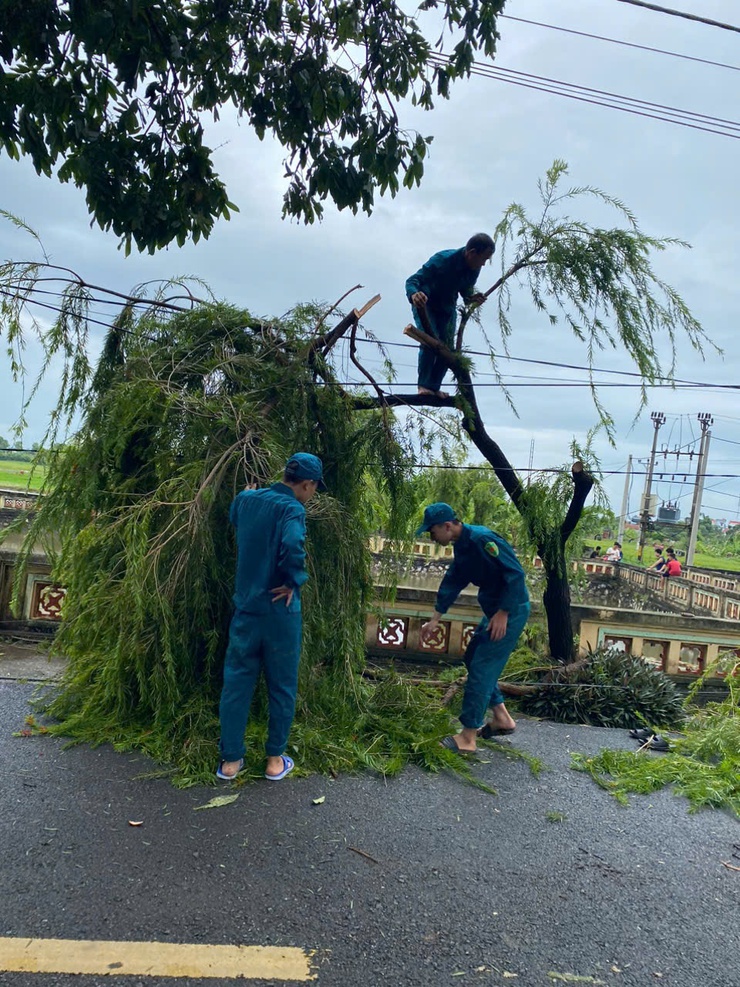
[356,336,732,390]
[5,279,736,393]
[320,378,740,391]
[613,0,740,35]
[428,54,740,139]
[499,14,740,72]
[2,447,739,480]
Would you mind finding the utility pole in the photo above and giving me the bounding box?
[617,454,632,545]
[637,411,665,561]
[686,413,713,567]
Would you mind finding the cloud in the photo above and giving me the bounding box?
[1,0,738,517]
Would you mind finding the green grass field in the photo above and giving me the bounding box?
[0,458,46,491]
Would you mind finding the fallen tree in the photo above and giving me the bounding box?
[1,161,717,779]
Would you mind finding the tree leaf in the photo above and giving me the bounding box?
[193,794,239,810]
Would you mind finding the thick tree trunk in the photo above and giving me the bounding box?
[541,545,576,664]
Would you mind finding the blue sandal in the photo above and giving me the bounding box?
[216,758,244,781]
[265,755,294,781]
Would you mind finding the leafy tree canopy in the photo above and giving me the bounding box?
[0,0,505,252]
[8,301,462,783]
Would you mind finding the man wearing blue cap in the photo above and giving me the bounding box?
[415,502,530,753]
[406,233,494,398]
[217,452,326,782]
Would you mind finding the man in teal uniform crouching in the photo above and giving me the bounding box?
[415,503,530,753]
[217,453,325,781]
[405,233,494,398]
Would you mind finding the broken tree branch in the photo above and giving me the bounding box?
[307,293,381,358]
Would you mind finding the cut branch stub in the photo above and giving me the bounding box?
[561,460,595,544]
[307,293,381,360]
[354,294,381,321]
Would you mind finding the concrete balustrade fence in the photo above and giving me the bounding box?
[2,511,739,679]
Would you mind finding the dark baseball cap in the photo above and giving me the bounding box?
[415,502,457,537]
[285,452,327,491]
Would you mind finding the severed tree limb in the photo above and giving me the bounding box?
[307,292,382,358]
[442,679,463,705]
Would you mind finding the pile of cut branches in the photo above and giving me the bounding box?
[573,654,740,817]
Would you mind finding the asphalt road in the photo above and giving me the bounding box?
[0,679,738,987]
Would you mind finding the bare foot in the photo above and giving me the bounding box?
[486,703,517,732]
[435,390,451,399]
[265,754,286,777]
[417,386,436,396]
[219,759,243,778]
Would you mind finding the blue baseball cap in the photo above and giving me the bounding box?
[285,452,327,491]
[415,502,457,537]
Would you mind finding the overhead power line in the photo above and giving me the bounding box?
[500,14,740,72]
[3,448,739,480]
[7,281,737,393]
[613,0,740,35]
[429,54,740,139]
[357,336,737,391]
[326,378,740,391]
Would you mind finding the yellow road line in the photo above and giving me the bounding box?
[0,937,315,981]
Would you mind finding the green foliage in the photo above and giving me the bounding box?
[0,0,505,251]
[411,456,521,542]
[573,652,740,816]
[520,648,686,729]
[9,301,488,785]
[483,160,717,441]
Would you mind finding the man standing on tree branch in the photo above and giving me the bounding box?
[415,503,530,754]
[405,233,494,398]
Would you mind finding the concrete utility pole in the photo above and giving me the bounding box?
[637,412,665,561]
[617,454,632,545]
[686,413,714,567]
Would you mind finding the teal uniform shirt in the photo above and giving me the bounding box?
[435,524,529,618]
[230,483,308,614]
[405,248,481,327]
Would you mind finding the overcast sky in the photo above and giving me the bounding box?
[1,0,738,523]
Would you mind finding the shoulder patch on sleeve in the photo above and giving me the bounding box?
[484,540,499,558]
